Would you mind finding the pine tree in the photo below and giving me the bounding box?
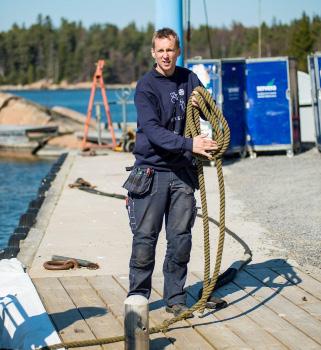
[289,13,314,71]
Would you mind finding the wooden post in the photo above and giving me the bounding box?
[124,295,149,350]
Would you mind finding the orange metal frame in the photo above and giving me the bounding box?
[81,60,117,150]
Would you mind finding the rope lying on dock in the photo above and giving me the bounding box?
[43,255,99,270]
[39,86,234,349]
[69,177,127,199]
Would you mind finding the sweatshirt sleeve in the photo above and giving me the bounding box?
[134,88,193,153]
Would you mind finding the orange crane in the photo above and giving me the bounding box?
[81,60,117,150]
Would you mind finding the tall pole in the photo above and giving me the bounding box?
[186,0,191,60]
[155,0,184,66]
[258,0,262,57]
[203,0,214,58]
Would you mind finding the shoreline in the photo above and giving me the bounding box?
[0,80,137,91]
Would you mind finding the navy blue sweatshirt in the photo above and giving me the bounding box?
[133,65,202,170]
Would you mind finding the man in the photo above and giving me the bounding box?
[123,28,217,317]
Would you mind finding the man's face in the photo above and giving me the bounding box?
[151,35,181,77]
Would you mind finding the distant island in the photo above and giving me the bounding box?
[0,13,320,87]
[0,79,136,91]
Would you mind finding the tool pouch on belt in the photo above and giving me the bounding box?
[122,167,154,195]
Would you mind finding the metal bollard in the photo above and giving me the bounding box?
[124,295,149,350]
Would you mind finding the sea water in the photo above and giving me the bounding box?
[0,157,54,248]
[10,88,137,123]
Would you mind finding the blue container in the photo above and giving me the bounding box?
[186,59,246,154]
[245,57,300,156]
[308,53,321,151]
[221,59,246,153]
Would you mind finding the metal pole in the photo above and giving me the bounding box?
[155,0,184,66]
[203,0,214,58]
[122,98,127,135]
[124,295,149,350]
[186,0,191,60]
[95,103,102,145]
[258,0,262,58]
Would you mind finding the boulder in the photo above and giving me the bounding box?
[0,92,52,125]
[0,92,93,153]
[0,93,93,134]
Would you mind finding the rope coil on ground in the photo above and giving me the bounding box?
[38,86,230,349]
[43,259,79,270]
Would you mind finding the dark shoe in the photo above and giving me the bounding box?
[205,295,228,310]
[165,303,194,318]
[198,288,228,310]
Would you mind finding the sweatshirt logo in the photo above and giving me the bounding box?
[170,90,186,111]
[170,92,178,103]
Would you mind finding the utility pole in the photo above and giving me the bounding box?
[258,0,262,57]
[185,0,191,60]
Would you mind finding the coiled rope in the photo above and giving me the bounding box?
[38,86,230,349]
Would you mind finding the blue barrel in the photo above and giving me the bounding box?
[245,57,300,156]
[308,54,321,151]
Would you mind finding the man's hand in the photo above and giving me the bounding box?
[192,134,218,160]
[191,90,200,108]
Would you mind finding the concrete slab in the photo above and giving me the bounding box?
[28,151,281,279]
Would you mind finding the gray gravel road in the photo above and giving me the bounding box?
[222,147,321,270]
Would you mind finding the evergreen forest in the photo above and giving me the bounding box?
[0,13,320,85]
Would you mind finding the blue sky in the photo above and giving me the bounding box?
[0,0,320,31]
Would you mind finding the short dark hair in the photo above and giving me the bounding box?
[152,27,180,49]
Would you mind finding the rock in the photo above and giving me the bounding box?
[47,134,83,149]
[0,93,51,126]
[0,92,15,109]
[0,92,94,134]
[51,106,97,129]
[0,92,95,153]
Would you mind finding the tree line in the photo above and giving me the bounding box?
[0,13,320,85]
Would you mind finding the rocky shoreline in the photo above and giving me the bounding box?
[0,92,96,156]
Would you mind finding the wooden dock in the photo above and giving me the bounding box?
[17,152,321,349]
[31,265,321,350]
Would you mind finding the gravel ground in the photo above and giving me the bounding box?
[222,147,321,271]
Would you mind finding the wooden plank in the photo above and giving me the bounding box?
[271,266,321,301]
[300,302,321,321]
[207,272,318,350]
[295,266,321,284]
[192,272,287,350]
[88,275,175,350]
[32,277,101,350]
[243,268,321,345]
[151,272,248,350]
[231,270,321,349]
[87,275,126,321]
[245,267,321,320]
[60,276,123,350]
[245,259,290,269]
